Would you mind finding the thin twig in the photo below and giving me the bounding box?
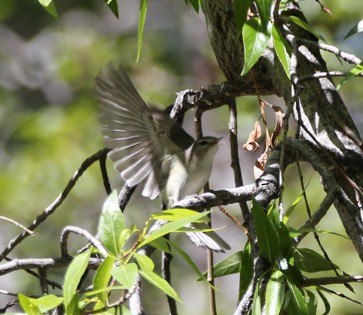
[60,226,108,258]
[0,148,109,262]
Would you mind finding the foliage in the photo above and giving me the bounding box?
[1,0,363,314]
[15,191,214,314]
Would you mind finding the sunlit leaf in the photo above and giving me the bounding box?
[139,211,210,247]
[38,0,58,18]
[137,0,148,62]
[251,200,280,263]
[63,248,92,312]
[287,281,309,315]
[98,190,125,257]
[18,294,63,315]
[242,17,271,76]
[151,208,208,222]
[344,20,363,39]
[94,255,116,303]
[133,252,155,271]
[265,270,285,315]
[272,24,290,78]
[112,263,138,289]
[139,270,182,302]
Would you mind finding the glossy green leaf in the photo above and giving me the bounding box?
[239,243,253,300]
[137,0,148,62]
[139,211,210,247]
[287,281,309,315]
[294,248,336,272]
[18,294,64,314]
[233,0,251,33]
[344,20,363,39]
[139,270,182,302]
[251,200,280,263]
[265,270,285,315]
[98,190,125,257]
[94,255,116,303]
[103,0,119,18]
[242,18,271,75]
[272,24,291,78]
[133,252,155,271]
[112,263,139,289]
[151,208,208,222]
[63,248,92,312]
[255,0,273,29]
[38,0,58,18]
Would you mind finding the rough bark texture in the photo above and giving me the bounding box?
[203,0,363,313]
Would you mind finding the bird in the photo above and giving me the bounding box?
[95,64,230,252]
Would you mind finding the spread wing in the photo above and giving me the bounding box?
[95,64,194,199]
[95,64,164,199]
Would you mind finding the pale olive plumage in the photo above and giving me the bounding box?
[95,64,229,252]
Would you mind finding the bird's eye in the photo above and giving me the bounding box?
[198,139,209,146]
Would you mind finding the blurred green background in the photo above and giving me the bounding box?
[0,0,362,314]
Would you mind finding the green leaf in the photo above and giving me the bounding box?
[139,211,210,248]
[112,263,139,289]
[63,248,92,312]
[242,17,271,75]
[210,251,244,278]
[306,290,318,315]
[317,289,331,315]
[151,208,208,222]
[285,15,326,42]
[98,190,125,257]
[255,0,273,29]
[278,222,293,259]
[239,243,253,300]
[19,294,62,315]
[287,281,309,315]
[133,252,155,271]
[265,270,285,315]
[284,195,302,224]
[103,0,119,18]
[161,239,207,282]
[233,0,251,33]
[185,0,200,12]
[139,270,182,302]
[137,0,148,62]
[294,248,337,272]
[38,0,58,18]
[337,63,363,90]
[252,279,262,315]
[344,20,363,39]
[251,200,281,263]
[93,255,116,303]
[272,24,291,78]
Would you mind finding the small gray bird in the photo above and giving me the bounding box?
[95,64,230,252]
